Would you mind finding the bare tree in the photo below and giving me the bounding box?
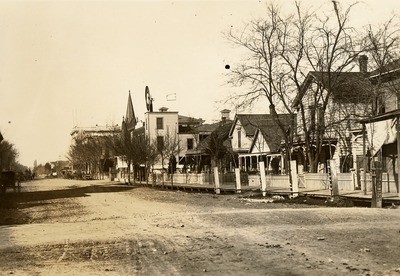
[68,127,120,180]
[363,17,400,114]
[139,137,159,185]
[68,135,104,178]
[226,1,378,173]
[226,3,300,182]
[362,17,400,186]
[156,130,181,187]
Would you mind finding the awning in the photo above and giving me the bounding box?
[365,117,397,156]
[359,109,400,124]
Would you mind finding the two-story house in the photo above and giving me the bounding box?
[144,106,206,172]
[359,58,400,194]
[293,56,374,173]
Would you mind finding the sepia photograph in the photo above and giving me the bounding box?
[0,0,400,275]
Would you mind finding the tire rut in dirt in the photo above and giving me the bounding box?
[0,237,194,275]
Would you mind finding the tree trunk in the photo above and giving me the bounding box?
[307,151,316,173]
[285,148,293,186]
[161,155,165,188]
[144,164,148,185]
[132,166,136,185]
[127,161,131,185]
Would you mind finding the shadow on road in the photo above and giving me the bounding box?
[0,183,136,210]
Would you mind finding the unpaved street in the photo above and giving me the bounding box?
[0,179,399,275]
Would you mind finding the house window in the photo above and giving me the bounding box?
[309,104,323,130]
[187,138,194,150]
[238,129,242,148]
[157,136,164,151]
[156,117,163,130]
[377,93,386,114]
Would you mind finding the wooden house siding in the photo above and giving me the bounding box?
[250,130,271,154]
[230,121,253,152]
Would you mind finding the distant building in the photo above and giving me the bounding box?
[183,109,234,173]
[144,106,204,171]
[69,125,120,177]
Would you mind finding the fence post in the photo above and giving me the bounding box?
[350,168,356,190]
[328,159,339,198]
[235,168,241,194]
[290,160,298,198]
[260,161,267,197]
[214,167,220,194]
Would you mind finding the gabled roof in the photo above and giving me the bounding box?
[178,115,204,126]
[229,114,294,138]
[178,115,206,134]
[193,120,233,134]
[293,71,373,107]
[70,125,121,136]
[249,127,282,154]
[369,58,400,83]
[192,122,233,153]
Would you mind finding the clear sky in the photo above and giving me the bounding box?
[0,0,399,167]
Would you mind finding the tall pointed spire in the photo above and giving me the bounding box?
[125,91,137,131]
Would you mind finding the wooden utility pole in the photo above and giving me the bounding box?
[397,118,400,197]
[371,161,383,208]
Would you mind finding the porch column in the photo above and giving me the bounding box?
[362,123,367,195]
[244,157,247,172]
[256,155,260,171]
[267,156,272,171]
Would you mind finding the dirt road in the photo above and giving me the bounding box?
[0,178,399,275]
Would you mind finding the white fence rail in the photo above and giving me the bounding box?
[115,169,398,194]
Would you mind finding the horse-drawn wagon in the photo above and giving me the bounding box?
[0,171,20,193]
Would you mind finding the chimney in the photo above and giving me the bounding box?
[359,55,368,73]
[221,109,231,124]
